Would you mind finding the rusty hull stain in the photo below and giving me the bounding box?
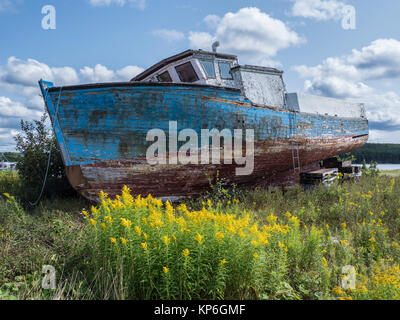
[66,134,368,201]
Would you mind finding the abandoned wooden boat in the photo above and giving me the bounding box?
[39,49,368,201]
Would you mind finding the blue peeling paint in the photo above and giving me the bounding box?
[39,81,369,167]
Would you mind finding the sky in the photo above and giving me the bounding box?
[0,0,400,151]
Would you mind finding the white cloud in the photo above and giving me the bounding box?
[0,128,19,152]
[80,64,115,83]
[189,7,304,66]
[293,38,400,141]
[80,64,144,82]
[204,14,221,29]
[290,0,348,21]
[0,56,80,87]
[294,39,400,95]
[0,96,43,152]
[0,96,42,118]
[89,0,146,9]
[188,32,215,51]
[368,129,400,144]
[152,29,185,42]
[116,65,144,80]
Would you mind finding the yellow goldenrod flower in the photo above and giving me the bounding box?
[141,242,148,250]
[89,218,97,226]
[121,218,132,228]
[220,259,227,265]
[163,266,169,274]
[194,233,204,243]
[134,226,142,236]
[289,216,300,227]
[143,233,149,240]
[120,237,127,245]
[104,215,112,223]
[162,235,170,245]
[267,213,277,224]
[215,232,224,240]
[101,223,106,229]
[332,286,344,295]
[369,237,376,243]
[82,210,89,217]
[110,237,117,244]
[182,248,190,257]
[253,252,259,259]
[338,296,353,301]
[341,222,347,229]
[322,257,328,267]
[99,190,108,199]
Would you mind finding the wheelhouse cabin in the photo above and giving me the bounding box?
[131,49,366,118]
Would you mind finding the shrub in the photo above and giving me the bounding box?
[14,113,76,204]
[0,171,21,197]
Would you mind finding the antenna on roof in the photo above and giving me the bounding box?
[212,41,220,53]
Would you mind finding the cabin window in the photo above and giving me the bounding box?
[157,71,172,82]
[175,62,199,83]
[218,62,233,80]
[199,60,216,78]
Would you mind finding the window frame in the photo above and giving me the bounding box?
[156,70,173,83]
[199,59,216,79]
[218,61,233,80]
[175,61,200,83]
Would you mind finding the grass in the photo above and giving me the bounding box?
[381,169,400,177]
[1,169,400,300]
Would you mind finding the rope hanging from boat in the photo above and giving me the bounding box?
[29,86,63,207]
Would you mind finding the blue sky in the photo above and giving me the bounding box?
[1,0,400,151]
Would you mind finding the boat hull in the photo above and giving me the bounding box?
[39,81,369,200]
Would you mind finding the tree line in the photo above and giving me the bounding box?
[346,143,400,164]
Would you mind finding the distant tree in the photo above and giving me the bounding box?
[0,152,21,163]
[14,112,76,204]
[343,143,400,164]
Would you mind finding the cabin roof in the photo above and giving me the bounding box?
[131,49,238,82]
[231,65,283,74]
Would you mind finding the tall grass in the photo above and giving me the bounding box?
[1,171,400,300]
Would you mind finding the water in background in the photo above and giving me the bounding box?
[354,164,400,171]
